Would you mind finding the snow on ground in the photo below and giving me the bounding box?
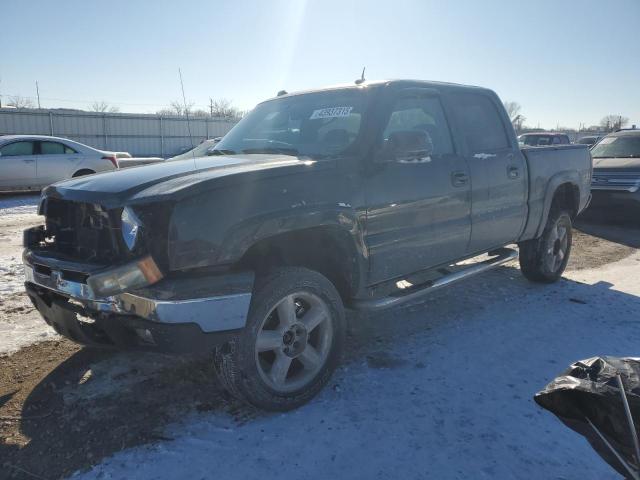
[0,194,40,295]
[0,194,59,354]
[0,193,40,216]
[0,302,59,356]
[0,251,27,295]
[76,253,640,480]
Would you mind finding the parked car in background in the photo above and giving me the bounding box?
[117,156,165,168]
[518,132,571,147]
[112,150,165,169]
[576,135,602,147]
[589,128,640,215]
[168,137,222,161]
[23,79,591,411]
[0,135,118,192]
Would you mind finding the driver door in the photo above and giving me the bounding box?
[364,89,472,284]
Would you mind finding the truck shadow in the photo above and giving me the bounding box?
[575,214,640,248]
[0,349,253,480]
[2,263,639,479]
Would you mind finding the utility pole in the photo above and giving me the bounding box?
[209,98,214,117]
[35,80,41,109]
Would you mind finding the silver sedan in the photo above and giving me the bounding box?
[0,135,119,192]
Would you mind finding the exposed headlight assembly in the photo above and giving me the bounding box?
[87,256,163,297]
[121,206,142,250]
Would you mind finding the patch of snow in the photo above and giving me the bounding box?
[77,253,640,480]
[0,194,40,216]
[0,303,58,356]
[0,252,27,295]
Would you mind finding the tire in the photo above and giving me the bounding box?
[72,169,95,177]
[519,208,573,283]
[213,267,345,411]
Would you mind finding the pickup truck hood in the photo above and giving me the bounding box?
[44,155,317,208]
[593,157,640,171]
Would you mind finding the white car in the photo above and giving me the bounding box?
[0,135,119,192]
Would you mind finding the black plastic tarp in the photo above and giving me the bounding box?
[535,356,640,478]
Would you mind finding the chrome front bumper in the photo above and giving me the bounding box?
[24,256,253,333]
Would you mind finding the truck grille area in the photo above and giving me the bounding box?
[41,198,123,263]
[591,171,640,192]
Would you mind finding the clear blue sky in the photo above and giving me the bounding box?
[2,0,639,129]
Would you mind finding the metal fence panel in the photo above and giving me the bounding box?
[0,109,237,157]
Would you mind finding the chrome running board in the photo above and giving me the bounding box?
[351,247,518,310]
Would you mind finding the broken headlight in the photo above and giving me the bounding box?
[121,206,142,251]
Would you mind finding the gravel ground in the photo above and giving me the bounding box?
[0,193,638,479]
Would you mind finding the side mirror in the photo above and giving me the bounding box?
[376,130,434,163]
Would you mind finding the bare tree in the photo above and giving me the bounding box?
[503,101,526,132]
[7,95,35,108]
[209,98,242,120]
[599,115,629,132]
[91,100,120,113]
[503,101,521,121]
[157,100,195,116]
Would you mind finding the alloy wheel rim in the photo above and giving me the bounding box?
[545,218,569,273]
[255,292,333,393]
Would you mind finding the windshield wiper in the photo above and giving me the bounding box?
[242,147,300,156]
[593,155,640,159]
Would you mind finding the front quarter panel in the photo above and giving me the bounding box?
[167,164,365,272]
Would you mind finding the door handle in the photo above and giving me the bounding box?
[451,171,469,187]
[507,166,520,179]
[22,159,36,163]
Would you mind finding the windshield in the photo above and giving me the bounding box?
[213,89,365,159]
[170,140,216,161]
[591,135,640,158]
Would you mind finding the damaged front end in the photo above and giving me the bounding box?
[23,196,253,354]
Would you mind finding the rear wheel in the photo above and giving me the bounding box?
[519,208,572,283]
[214,267,345,411]
[72,169,95,177]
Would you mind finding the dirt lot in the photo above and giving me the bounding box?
[0,200,638,479]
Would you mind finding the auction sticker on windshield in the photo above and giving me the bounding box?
[310,107,353,120]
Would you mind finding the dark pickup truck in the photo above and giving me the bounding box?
[23,80,592,410]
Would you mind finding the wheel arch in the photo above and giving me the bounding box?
[235,225,365,302]
[535,175,581,238]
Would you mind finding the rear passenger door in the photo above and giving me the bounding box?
[448,91,527,253]
[365,88,471,283]
[0,140,38,190]
[36,141,79,186]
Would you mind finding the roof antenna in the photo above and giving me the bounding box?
[355,67,366,85]
[178,68,196,169]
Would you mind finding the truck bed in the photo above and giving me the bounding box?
[520,144,592,241]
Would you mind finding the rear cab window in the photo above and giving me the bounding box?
[448,92,510,154]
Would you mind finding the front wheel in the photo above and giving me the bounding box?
[519,208,573,283]
[213,267,345,411]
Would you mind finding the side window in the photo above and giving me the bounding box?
[382,96,454,155]
[450,93,510,152]
[0,141,35,156]
[40,142,66,155]
[65,145,77,154]
[552,137,561,145]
